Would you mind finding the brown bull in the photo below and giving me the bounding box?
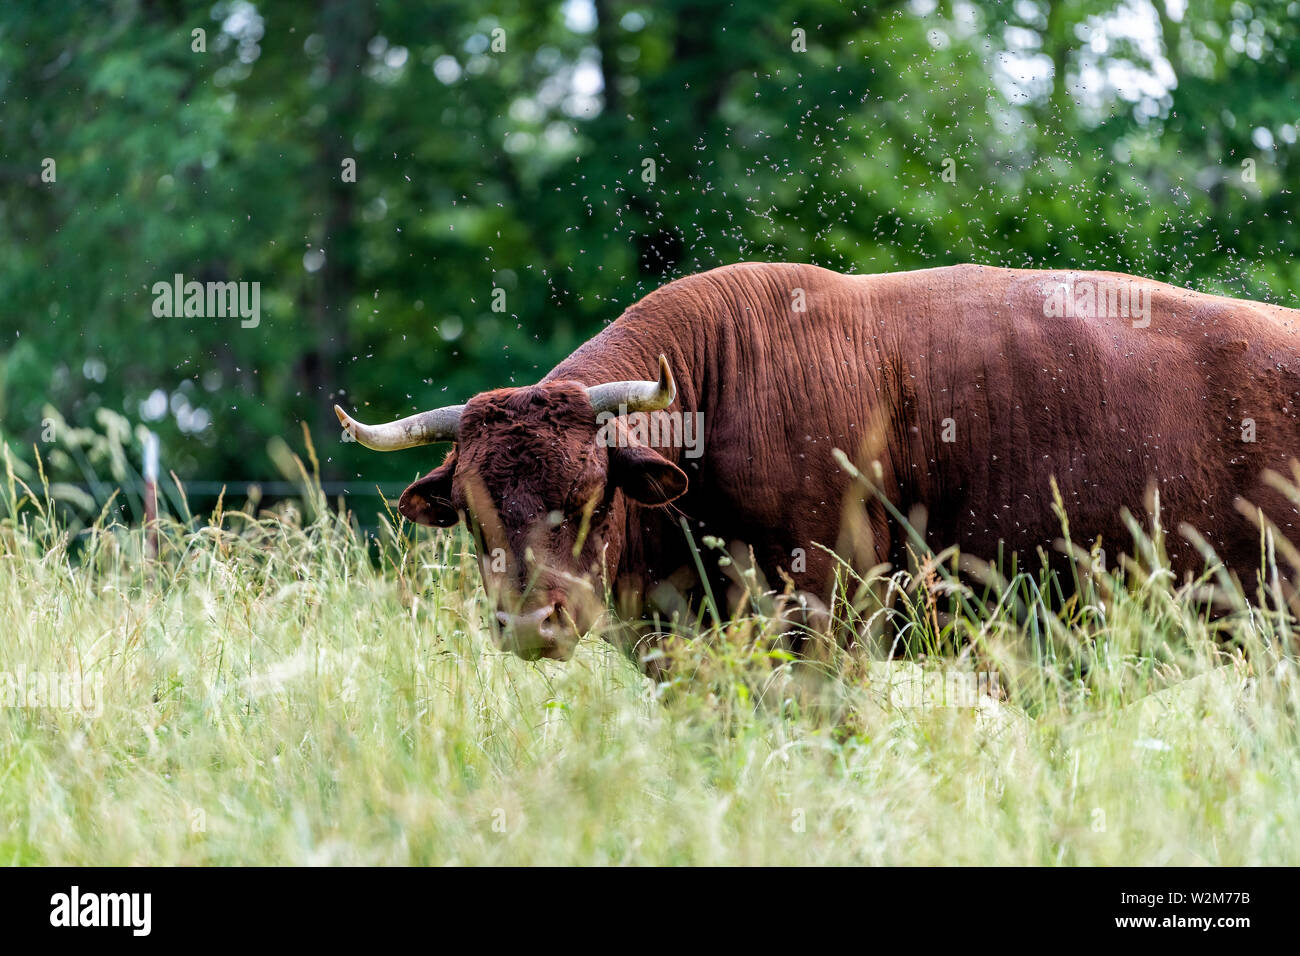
[337,262,1300,661]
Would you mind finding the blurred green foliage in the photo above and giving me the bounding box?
[1,0,1297,494]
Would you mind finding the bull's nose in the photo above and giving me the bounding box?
[495,602,571,658]
[496,603,560,640]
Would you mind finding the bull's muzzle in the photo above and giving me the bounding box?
[495,602,577,661]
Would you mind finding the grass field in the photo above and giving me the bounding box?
[2,449,1299,866]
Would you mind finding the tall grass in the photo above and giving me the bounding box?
[0,442,1297,865]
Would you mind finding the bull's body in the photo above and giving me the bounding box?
[549,262,1300,605]
[342,261,1300,660]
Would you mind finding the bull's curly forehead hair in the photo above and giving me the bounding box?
[457,383,608,507]
[458,381,602,438]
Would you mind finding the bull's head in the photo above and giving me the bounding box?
[335,356,688,660]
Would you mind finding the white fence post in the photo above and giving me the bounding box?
[143,430,159,558]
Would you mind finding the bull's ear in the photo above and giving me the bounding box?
[609,444,688,506]
[398,456,459,527]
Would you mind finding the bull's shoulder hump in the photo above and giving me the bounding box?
[614,261,857,326]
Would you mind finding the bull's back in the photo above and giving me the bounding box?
[683,262,1300,585]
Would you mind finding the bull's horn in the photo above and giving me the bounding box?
[586,354,676,415]
[333,403,463,451]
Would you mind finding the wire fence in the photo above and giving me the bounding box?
[136,480,406,497]
[58,480,407,497]
[43,478,410,536]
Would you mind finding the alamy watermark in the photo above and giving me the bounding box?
[50,886,151,936]
[880,667,1001,709]
[596,408,705,459]
[1,670,104,718]
[1043,275,1151,328]
[152,273,261,328]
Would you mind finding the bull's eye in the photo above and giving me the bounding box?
[547,510,564,528]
